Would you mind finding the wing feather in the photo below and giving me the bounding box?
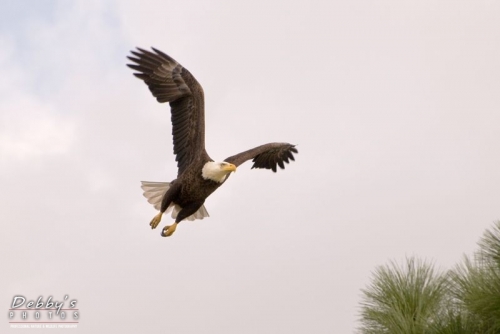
[224,143,298,172]
[127,47,210,175]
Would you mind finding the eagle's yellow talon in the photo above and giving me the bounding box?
[161,223,177,237]
[150,212,162,229]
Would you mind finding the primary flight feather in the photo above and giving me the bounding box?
[127,47,298,237]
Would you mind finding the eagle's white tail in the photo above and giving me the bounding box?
[140,181,209,221]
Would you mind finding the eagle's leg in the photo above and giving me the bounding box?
[160,201,205,237]
[150,212,163,229]
[161,223,177,237]
[152,181,180,230]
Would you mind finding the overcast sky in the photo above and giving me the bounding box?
[1,0,499,333]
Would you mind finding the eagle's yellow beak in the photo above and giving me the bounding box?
[223,163,237,173]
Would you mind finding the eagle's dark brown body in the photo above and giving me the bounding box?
[162,168,223,222]
[127,47,298,236]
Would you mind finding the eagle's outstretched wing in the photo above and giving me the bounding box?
[127,47,209,175]
[224,143,298,172]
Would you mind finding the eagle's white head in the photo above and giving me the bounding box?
[202,161,237,183]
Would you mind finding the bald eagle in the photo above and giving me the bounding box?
[127,47,298,237]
